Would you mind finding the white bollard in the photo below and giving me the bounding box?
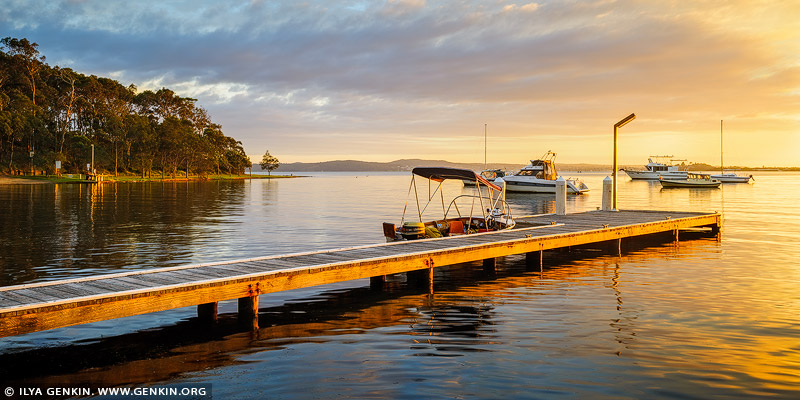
[602,176,612,211]
[555,176,566,215]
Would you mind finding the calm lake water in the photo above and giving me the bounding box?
[1,171,799,398]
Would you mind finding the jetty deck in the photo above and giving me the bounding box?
[0,210,720,338]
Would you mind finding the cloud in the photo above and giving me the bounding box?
[3,0,799,165]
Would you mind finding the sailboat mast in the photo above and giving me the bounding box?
[484,123,487,169]
[720,120,723,173]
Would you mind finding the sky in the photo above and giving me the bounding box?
[3,0,799,167]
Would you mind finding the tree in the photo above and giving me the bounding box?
[0,37,250,176]
[1,37,46,167]
[260,150,279,175]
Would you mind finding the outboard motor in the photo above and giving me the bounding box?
[400,222,425,240]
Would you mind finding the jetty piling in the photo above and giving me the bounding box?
[602,176,612,211]
[555,177,566,215]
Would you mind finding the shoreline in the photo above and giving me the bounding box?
[0,174,300,184]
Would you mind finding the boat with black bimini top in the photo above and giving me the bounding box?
[500,151,589,194]
[383,167,516,241]
[660,173,721,188]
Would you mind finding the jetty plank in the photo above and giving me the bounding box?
[0,210,720,338]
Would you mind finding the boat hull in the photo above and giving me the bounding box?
[624,170,688,180]
[710,174,752,183]
[503,177,589,194]
[660,180,720,188]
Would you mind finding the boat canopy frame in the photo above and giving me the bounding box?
[401,167,512,229]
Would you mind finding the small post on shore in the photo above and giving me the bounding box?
[555,176,566,215]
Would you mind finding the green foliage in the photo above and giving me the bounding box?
[0,36,248,176]
[260,150,280,175]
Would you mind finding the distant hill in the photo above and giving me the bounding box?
[251,159,800,173]
[255,159,624,173]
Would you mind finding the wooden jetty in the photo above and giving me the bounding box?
[0,210,720,338]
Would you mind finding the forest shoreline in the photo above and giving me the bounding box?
[0,174,298,184]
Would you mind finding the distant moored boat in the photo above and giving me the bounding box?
[623,156,688,180]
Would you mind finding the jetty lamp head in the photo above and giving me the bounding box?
[613,113,636,211]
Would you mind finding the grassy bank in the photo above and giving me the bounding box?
[106,173,297,182]
[0,173,298,184]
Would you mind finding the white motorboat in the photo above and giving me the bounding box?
[710,173,753,183]
[623,156,688,180]
[660,173,721,188]
[501,151,589,194]
[710,120,754,183]
[460,168,512,186]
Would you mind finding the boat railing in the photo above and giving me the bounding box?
[444,194,513,226]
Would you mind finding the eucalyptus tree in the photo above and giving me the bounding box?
[260,150,280,175]
[1,37,46,167]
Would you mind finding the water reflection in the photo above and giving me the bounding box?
[0,181,249,285]
[0,236,716,388]
[3,172,800,398]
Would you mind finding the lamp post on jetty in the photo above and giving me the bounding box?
[612,113,636,211]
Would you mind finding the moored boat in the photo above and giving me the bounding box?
[711,120,754,183]
[383,167,515,241]
[501,151,589,194]
[623,156,688,180]
[710,172,753,183]
[660,173,720,188]
[461,168,512,186]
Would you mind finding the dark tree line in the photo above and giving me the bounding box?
[0,37,252,177]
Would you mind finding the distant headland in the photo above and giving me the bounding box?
[254,159,799,173]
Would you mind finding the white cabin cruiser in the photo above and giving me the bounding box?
[623,156,688,180]
[501,151,589,194]
[460,168,512,186]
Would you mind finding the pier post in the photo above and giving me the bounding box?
[197,302,218,323]
[370,275,387,290]
[238,295,259,330]
[427,267,434,294]
[483,258,497,274]
[525,251,543,272]
[555,177,566,215]
[602,176,612,211]
[407,269,433,292]
[407,259,434,291]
